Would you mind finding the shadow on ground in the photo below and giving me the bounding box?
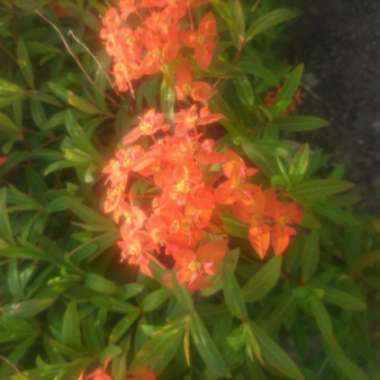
[294,0,380,214]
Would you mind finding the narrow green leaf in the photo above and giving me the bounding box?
[234,76,255,108]
[250,321,304,380]
[290,179,353,203]
[141,289,169,313]
[170,272,195,313]
[289,144,309,184]
[190,313,231,378]
[109,311,139,344]
[272,64,304,114]
[350,250,380,275]
[62,302,82,348]
[2,298,55,318]
[246,8,299,42]
[243,256,282,303]
[17,38,34,88]
[307,296,369,380]
[221,215,248,239]
[322,288,366,311]
[0,188,15,244]
[7,260,23,299]
[222,251,248,319]
[48,82,101,115]
[312,200,360,227]
[85,273,119,295]
[130,320,184,375]
[301,231,319,283]
[242,140,282,177]
[275,115,329,132]
[0,78,25,96]
[243,323,263,365]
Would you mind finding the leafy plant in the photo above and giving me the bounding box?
[0,1,379,380]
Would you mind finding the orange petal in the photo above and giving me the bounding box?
[271,224,295,256]
[248,224,270,260]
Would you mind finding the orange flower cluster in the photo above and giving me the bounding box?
[263,86,303,115]
[78,360,155,380]
[103,107,302,290]
[100,0,217,95]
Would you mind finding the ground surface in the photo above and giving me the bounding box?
[295,0,380,214]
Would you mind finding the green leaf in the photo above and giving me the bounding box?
[321,288,366,311]
[130,320,184,375]
[290,179,353,203]
[0,188,15,244]
[249,321,304,380]
[84,273,119,295]
[243,323,263,365]
[160,77,175,121]
[246,8,299,42]
[242,140,283,177]
[275,115,329,132]
[234,76,255,108]
[301,231,320,283]
[47,196,116,232]
[307,296,369,380]
[312,200,360,227]
[221,215,248,239]
[190,313,231,378]
[242,257,282,303]
[272,64,304,115]
[141,288,169,312]
[17,38,34,88]
[0,78,25,96]
[350,249,380,275]
[62,302,82,348]
[48,82,101,115]
[7,259,23,299]
[233,0,245,46]
[0,112,19,135]
[170,271,195,313]
[109,310,139,344]
[222,251,248,319]
[30,100,47,129]
[289,144,309,184]
[2,298,55,318]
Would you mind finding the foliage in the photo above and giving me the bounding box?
[0,1,379,379]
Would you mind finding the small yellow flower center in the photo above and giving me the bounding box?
[188,260,201,272]
[175,178,190,193]
[140,121,153,133]
[128,241,141,256]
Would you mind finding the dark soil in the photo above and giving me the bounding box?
[294,0,380,214]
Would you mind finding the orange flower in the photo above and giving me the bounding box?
[248,224,271,260]
[175,62,215,104]
[77,360,111,380]
[0,155,7,166]
[173,239,228,290]
[173,105,223,135]
[183,12,217,69]
[123,109,169,145]
[118,230,157,276]
[49,2,72,17]
[126,369,156,380]
[267,196,303,256]
[263,86,304,115]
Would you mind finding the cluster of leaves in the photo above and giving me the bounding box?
[0,1,379,379]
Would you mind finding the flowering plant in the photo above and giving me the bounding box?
[0,1,379,380]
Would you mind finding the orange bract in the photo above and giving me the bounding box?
[103,104,303,288]
[100,1,217,96]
